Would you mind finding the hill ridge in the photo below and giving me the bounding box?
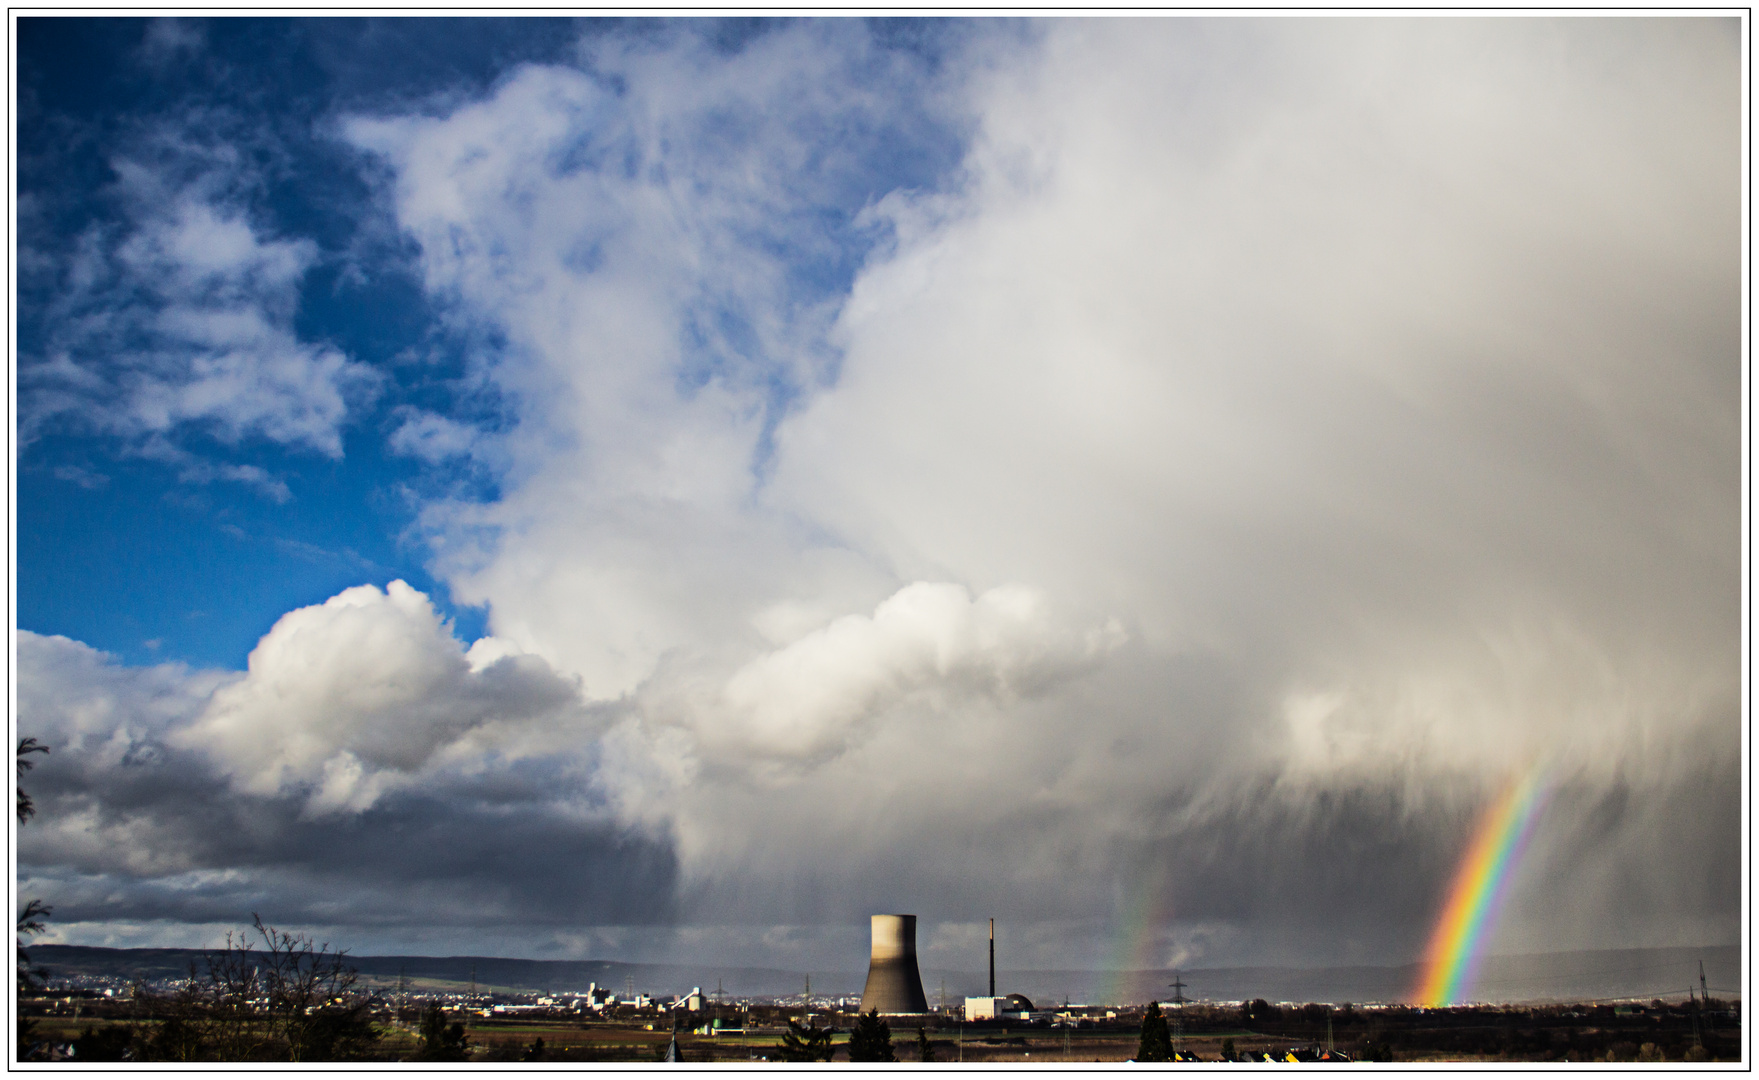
[31,942,1739,1005]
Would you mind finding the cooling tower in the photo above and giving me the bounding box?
[859,914,930,1015]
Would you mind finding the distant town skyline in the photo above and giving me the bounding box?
[14,16,1741,982]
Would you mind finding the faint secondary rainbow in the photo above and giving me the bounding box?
[1100,871,1176,1005]
[1413,765,1551,1007]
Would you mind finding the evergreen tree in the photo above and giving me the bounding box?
[16,738,47,824]
[16,738,51,1000]
[916,1026,936,1062]
[777,1018,835,1062]
[847,1009,897,1062]
[1136,1001,1173,1062]
[16,898,50,995]
[417,1004,469,1061]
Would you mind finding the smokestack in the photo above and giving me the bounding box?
[859,914,929,1015]
[988,918,995,998]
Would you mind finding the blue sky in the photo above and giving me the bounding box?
[13,17,1741,978]
[17,17,540,664]
[16,17,969,668]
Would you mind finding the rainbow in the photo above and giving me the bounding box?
[1413,766,1551,1007]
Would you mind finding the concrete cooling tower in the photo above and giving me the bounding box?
[859,914,929,1014]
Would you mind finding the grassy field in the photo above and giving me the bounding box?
[456,1019,1146,1063]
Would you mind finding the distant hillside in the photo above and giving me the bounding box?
[31,945,833,998]
[30,947,208,986]
[32,943,1739,1006]
[989,945,1743,1007]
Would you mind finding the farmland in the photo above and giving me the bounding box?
[20,993,1741,1063]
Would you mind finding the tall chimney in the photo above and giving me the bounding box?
[988,918,995,997]
[859,914,929,1015]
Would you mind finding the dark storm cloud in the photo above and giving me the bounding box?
[17,624,675,949]
[1125,760,1743,966]
[19,720,679,948]
[24,781,679,933]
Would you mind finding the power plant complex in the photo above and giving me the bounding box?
[859,914,1034,1021]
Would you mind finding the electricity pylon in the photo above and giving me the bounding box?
[1168,973,1188,1056]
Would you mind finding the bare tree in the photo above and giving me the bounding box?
[195,926,275,1060]
[246,915,375,1061]
[138,971,222,1062]
[134,914,377,1061]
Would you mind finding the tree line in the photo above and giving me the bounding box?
[18,911,480,1063]
[774,1009,922,1062]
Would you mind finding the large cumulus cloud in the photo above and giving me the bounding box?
[358,19,1735,963]
[16,596,679,955]
[175,580,586,813]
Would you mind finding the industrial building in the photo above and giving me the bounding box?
[964,993,1035,1021]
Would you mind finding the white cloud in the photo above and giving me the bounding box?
[387,407,482,463]
[344,26,957,698]
[15,633,239,879]
[139,17,204,63]
[770,17,1739,783]
[325,21,1740,953]
[16,632,235,767]
[21,155,380,461]
[712,582,1124,761]
[171,580,587,814]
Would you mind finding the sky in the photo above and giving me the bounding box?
[12,16,1744,982]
